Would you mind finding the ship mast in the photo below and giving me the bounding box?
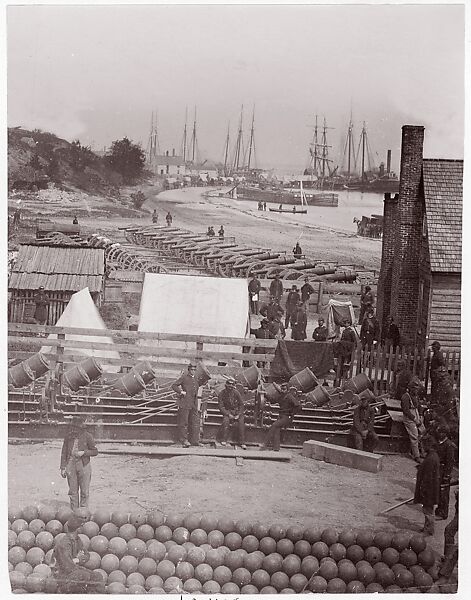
[181,106,188,164]
[190,106,198,164]
[232,105,244,173]
[246,106,256,171]
[147,111,160,165]
[341,113,357,180]
[355,122,375,183]
[223,122,231,177]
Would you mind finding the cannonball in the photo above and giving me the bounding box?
[119,554,139,576]
[409,533,427,554]
[373,531,393,550]
[22,506,39,523]
[399,548,417,567]
[194,562,213,584]
[326,577,347,593]
[312,540,330,560]
[202,580,221,593]
[207,529,225,548]
[338,528,357,547]
[251,568,271,590]
[108,536,128,558]
[308,575,328,592]
[186,546,206,567]
[268,523,286,541]
[356,529,374,549]
[183,577,202,592]
[391,532,410,552]
[183,513,201,532]
[281,553,301,577]
[252,522,270,540]
[100,522,119,540]
[200,514,219,533]
[189,528,207,546]
[321,527,338,546]
[154,524,172,542]
[110,510,129,527]
[217,516,235,535]
[346,580,366,593]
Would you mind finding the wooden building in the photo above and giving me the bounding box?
[8,244,106,325]
[377,126,462,351]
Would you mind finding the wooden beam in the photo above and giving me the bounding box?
[8,323,278,348]
[96,445,291,462]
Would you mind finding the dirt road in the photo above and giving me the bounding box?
[8,442,447,557]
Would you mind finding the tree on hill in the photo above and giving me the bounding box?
[105,137,146,183]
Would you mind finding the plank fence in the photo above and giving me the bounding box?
[8,323,460,393]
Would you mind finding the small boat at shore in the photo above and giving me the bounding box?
[269,207,308,214]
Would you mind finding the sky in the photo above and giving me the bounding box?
[6,3,465,173]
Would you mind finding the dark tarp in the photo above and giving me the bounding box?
[270,340,334,379]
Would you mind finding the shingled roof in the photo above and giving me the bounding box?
[422,159,463,273]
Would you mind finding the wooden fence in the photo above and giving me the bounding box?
[8,323,460,394]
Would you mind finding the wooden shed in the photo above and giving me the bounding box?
[8,244,106,325]
[422,159,462,351]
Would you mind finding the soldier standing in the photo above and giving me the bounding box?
[171,363,201,447]
[60,416,98,510]
[218,379,246,449]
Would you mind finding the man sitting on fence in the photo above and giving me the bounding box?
[350,395,378,452]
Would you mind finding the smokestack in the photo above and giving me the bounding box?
[386,150,391,174]
[172,148,175,156]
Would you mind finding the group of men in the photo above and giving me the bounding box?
[248,273,325,341]
[170,362,302,452]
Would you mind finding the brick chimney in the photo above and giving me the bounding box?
[376,192,398,334]
[390,125,425,346]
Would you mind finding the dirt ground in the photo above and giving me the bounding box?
[8,442,449,558]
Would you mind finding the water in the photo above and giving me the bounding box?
[228,189,384,234]
[159,186,385,235]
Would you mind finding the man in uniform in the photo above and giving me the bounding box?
[284,285,300,329]
[413,434,440,536]
[218,378,246,449]
[33,285,50,325]
[248,274,262,315]
[359,285,375,324]
[384,315,400,350]
[269,273,284,303]
[262,383,301,451]
[292,242,303,259]
[438,489,458,581]
[401,377,425,463]
[360,309,379,349]
[53,515,105,593]
[435,426,456,520]
[301,276,314,305]
[60,415,98,510]
[350,395,378,452]
[339,319,357,377]
[218,225,225,240]
[291,300,307,340]
[268,311,286,340]
[250,318,274,367]
[392,358,413,400]
[171,363,200,447]
[430,341,446,402]
[312,317,328,341]
[152,209,158,223]
[166,211,173,226]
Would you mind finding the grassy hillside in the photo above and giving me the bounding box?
[8,127,149,194]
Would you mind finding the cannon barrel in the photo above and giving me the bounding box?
[321,270,357,282]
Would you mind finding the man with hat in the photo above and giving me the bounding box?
[359,285,375,324]
[401,377,425,463]
[60,415,98,510]
[269,273,284,303]
[350,395,378,452]
[171,363,201,447]
[301,276,314,304]
[360,308,379,349]
[250,318,274,367]
[262,383,301,451]
[33,285,50,325]
[291,300,307,340]
[248,274,262,315]
[52,515,105,593]
[218,378,246,449]
[285,284,301,329]
[430,341,446,402]
[435,426,456,520]
[312,317,328,341]
[392,358,413,400]
[413,433,441,536]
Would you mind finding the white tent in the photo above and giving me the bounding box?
[41,287,120,372]
[138,273,250,365]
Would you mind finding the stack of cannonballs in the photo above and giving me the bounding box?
[8,505,444,594]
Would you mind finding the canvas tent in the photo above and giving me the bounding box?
[41,287,120,372]
[325,298,356,340]
[138,273,250,365]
